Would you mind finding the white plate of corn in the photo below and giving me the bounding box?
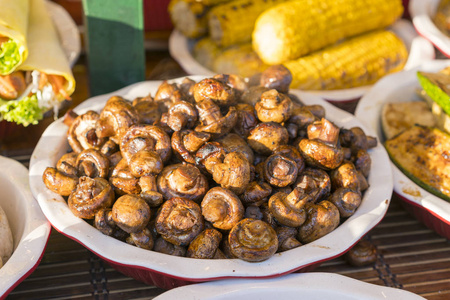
[169,0,435,104]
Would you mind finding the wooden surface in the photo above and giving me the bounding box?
[2,50,450,300]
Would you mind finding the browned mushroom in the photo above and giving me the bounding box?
[68,110,106,153]
[96,96,140,143]
[132,96,161,125]
[262,146,303,187]
[195,142,226,174]
[155,197,205,247]
[353,149,371,178]
[160,100,198,132]
[245,205,263,220]
[153,236,186,257]
[186,228,223,259]
[112,194,151,233]
[288,105,318,130]
[120,124,172,164]
[129,150,163,178]
[259,65,292,94]
[68,176,115,219]
[216,133,255,165]
[294,168,331,203]
[94,208,117,236]
[268,188,310,227]
[329,161,361,192]
[340,127,377,154]
[344,239,377,267]
[126,228,154,250]
[178,77,196,102]
[276,226,302,252]
[211,152,251,195]
[228,218,278,262]
[328,187,362,218]
[247,122,289,155]
[233,103,258,138]
[109,158,141,195]
[171,129,211,164]
[157,163,208,202]
[56,152,78,177]
[307,118,340,146]
[100,140,119,157]
[297,138,344,171]
[193,78,237,107]
[255,89,292,123]
[201,187,244,231]
[297,200,340,244]
[195,99,237,136]
[139,175,164,207]
[241,181,272,207]
[42,167,78,196]
[154,80,184,110]
[76,149,110,178]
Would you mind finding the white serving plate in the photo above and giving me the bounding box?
[154,273,425,300]
[46,0,81,67]
[0,156,51,300]
[29,76,393,288]
[169,19,435,103]
[410,0,450,58]
[354,59,450,238]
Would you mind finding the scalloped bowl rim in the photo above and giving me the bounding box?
[29,76,392,281]
[410,0,450,58]
[169,19,435,102]
[0,156,51,299]
[354,59,450,226]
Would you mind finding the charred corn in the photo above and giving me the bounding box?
[168,0,230,38]
[253,0,404,65]
[208,0,288,48]
[283,30,408,91]
[193,37,221,69]
[212,43,268,78]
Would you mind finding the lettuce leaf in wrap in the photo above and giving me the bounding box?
[0,95,44,126]
[0,39,22,75]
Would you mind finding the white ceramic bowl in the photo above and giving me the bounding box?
[410,0,450,58]
[29,76,393,289]
[0,156,51,300]
[354,59,450,239]
[154,272,425,300]
[169,19,435,109]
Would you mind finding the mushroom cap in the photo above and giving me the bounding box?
[112,194,151,234]
[247,122,289,155]
[255,89,292,123]
[186,228,222,259]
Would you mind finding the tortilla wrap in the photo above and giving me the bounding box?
[0,204,13,267]
[18,0,75,99]
[0,0,29,75]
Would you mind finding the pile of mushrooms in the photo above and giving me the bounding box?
[43,66,377,262]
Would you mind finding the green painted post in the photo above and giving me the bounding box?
[82,0,145,96]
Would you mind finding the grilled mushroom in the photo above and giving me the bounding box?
[186,228,223,259]
[259,64,292,94]
[329,161,361,192]
[193,77,237,107]
[344,239,377,267]
[68,176,115,219]
[276,226,302,252]
[297,200,340,244]
[126,228,154,250]
[56,152,78,177]
[262,145,303,187]
[112,194,151,233]
[294,168,331,203]
[255,89,292,123]
[157,163,208,202]
[42,167,78,196]
[268,188,310,227]
[247,122,289,155]
[120,124,172,164]
[228,218,278,262]
[241,181,272,207]
[172,129,211,164]
[76,149,110,178]
[132,96,161,125]
[160,100,198,132]
[328,187,362,218]
[195,99,237,136]
[233,103,258,138]
[96,96,140,143]
[216,133,255,165]
[195,141,226,173]
[211,152,251,195]
[109,158,141,195]
[68,110,106,153]
[201,187,244,231]
[155,197,205,246]
[153,237,186,257]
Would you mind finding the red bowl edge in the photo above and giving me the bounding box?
[395,192,450,239]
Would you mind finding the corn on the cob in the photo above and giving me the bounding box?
[253,0,404,65]
[212,43,268,78]
[283,30,408,91]
[193,37,221,69]
[168,0,230,38]
[208,0,288,48]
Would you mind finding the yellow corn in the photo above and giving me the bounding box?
[283,30,408,91]
[168,0,230,38]
[208,0,288,48]
[212,43,268,78]
[253,0,404,65]
[193,37,221,69]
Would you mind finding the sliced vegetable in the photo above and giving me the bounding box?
[385,125,450,202]
[417,71,450,116]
